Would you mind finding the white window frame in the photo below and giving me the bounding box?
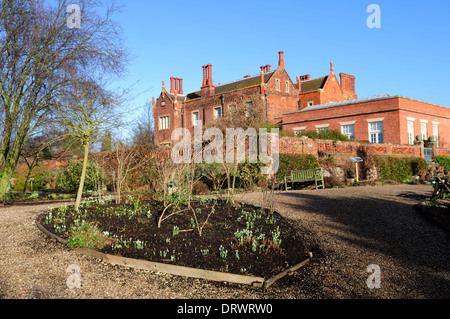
[432,121,439,147]
[315,124,329,132]
[159,115,170,130]
[420,119,428,141]
[213,106,222,119]
[285,81,289,93]
[341,122,355,140]
[192,111,200,127]
[368,121,384,144]
[293,126,307,136]
[407,119,415,145]
[275,79,280,91]
[307,101,314,107]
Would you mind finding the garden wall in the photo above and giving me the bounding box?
[279,137,423,160]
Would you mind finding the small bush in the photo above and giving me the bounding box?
[58,160,104,192]
[67,222,110,250]
[192,181,209,195]
[434,156,450,170]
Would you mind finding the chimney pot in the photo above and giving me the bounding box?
[266,65,271,72]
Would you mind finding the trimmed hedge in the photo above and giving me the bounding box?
[370,155,428,182]
[434,156,450,170]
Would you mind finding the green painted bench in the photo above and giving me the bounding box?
[284,168,325,190]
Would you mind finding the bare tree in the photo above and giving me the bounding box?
[0,0,128,199]
[54,77,127,209]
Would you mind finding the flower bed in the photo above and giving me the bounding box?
[36,197,309,279]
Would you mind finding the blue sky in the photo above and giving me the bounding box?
[112,0,450,125]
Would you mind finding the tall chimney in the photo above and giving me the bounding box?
[266,65,271,72]
[152,96,155,107]
[207,64,213,86]
[202,65,207,87]
[260,66,265,83]
[170,77,175,94]
[297,76,301,91]
[179,78,183,95]
[278,51,284,69]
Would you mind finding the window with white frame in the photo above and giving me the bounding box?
[307,101,314,107]
[432,122,439,147]
[341,124,355,140]
[159,116,170,130]
[407,120,415,145]
[192,111,199,126]
[213,107,222,119]
[316,124,329,133]
[369,121,383,144]
[293,126,306,136]
[285,81,289,93]
[420,120,427,140]
[276,79,280,91]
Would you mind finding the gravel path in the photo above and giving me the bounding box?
[0,184,448,299]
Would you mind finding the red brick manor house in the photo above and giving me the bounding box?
[152,51,450,152]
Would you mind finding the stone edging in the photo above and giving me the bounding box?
[35,219,311,288]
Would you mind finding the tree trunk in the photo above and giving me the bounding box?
[75,143,90,209]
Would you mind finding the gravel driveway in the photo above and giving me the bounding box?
[0,184,448,299]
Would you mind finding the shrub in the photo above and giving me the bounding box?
[67,222,110,250]
[57,160,104,192]
[192,181,209,195]
[276,154,319,181]
[434,156,450,170]
[371,156,428,182]
[297,130,349,142]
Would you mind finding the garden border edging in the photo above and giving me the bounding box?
[35,219,311,288]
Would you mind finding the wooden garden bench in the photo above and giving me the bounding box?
[284,168,325,190]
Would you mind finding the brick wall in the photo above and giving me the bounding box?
[279,137,423,159]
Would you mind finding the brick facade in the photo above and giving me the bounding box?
[281,95,450,149]
[153,50,449,157]
[153,52,357,146]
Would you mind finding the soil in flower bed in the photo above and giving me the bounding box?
[37,198,309,278]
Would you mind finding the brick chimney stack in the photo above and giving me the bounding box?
[201,64,215,98]
[266,65,271,72]
[340,73,357,100]
[278,51,284,69]
[170,77,175,94]
[207,64,213,86]
[202,66,207,87]
[260,66,265,83]
[179,78,183,95]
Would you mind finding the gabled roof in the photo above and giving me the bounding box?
[295,76,328,93]
[185,71,275,101]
